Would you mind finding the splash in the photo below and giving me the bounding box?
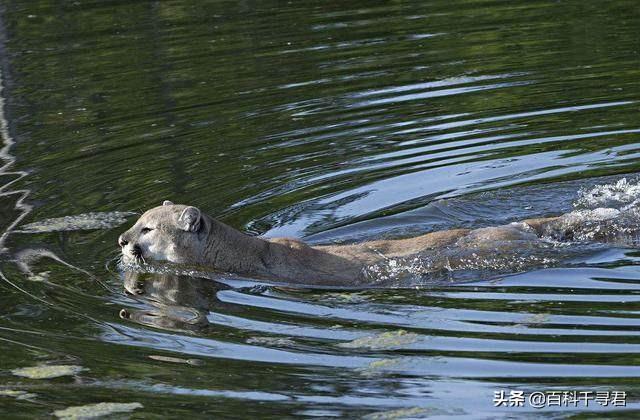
[544,178,640,244]
[574,178,640,210]
[363,178,640,284]
[361,245,561,285]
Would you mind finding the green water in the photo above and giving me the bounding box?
[1,0,640,418]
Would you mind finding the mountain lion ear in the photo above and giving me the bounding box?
[163,200,174,206]
[178,206,201,232]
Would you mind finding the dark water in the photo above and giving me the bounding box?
[1,0,640,417]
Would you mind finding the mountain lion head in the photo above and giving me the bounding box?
[118,201,207,265]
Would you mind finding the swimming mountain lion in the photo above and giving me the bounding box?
[118,201,633,286]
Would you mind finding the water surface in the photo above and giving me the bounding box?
[1,0,640,417]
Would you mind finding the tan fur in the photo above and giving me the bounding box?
[315,228,472,262]
[119,202,567,286]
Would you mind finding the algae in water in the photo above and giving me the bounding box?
[339,330,419,349]
[11,364,85,379]
[18,211,135,233]
[53,402,143,419]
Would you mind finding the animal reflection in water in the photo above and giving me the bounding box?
[120,271,231,332]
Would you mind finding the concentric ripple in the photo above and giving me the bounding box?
[1,0,640,417]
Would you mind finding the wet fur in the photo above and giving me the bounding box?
[119,202,562,286]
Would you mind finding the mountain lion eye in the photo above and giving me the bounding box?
[140,227,153,234]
